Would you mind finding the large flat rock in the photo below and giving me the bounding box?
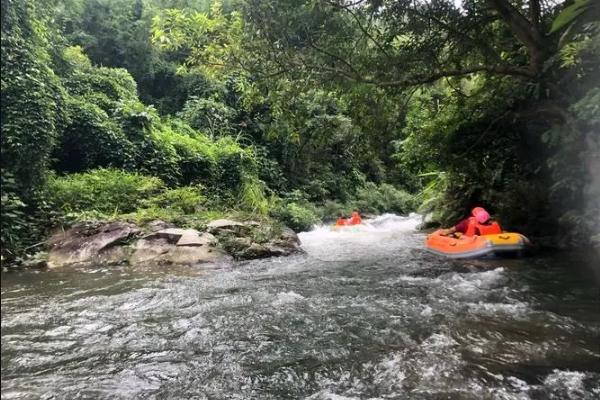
[143,228,190,242]
[207,219,245,229]
[206,219,248,235]
[177,231,217,247]
[130,238,227,265]
[48,222,140,268]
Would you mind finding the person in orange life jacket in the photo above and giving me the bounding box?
[335,214,347,226]
[347,211,362,225]
[440,207,502,237]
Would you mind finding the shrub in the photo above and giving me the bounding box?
[155,122,216,185]
[317,200,352,220]
[53,97,136,173]
[64,66,138,113]
[115,100,160,139]
[271,202,320,232]
[354,182,417,214]
[1,173,28,262]
[239,175,269,215]
[152,120,257,194]
[213,137,257,192]
[47,168,164,215]
[143,186,205,214]
[177,96,236,137]
[1,34,66,198]
[134,133,182,186]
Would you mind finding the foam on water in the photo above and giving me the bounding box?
[2,213,599,399]
[272,290,306,306]
[298,213,423,262]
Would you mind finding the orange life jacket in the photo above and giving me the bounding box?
[465,217,502,236]
[335,218,347,226]
[348,213,362,225]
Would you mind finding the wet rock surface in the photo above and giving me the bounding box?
[46,219,302,267]
[211,221,303,260]
[47,221,140,268]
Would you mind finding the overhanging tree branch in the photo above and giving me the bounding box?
[485,0,547,73]
[357,64,534,87]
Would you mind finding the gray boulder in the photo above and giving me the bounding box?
[227,225,303,260]
[143,228,190,243]
[146,220,176,232]
[177,231,217,247]
[240,243,271,259]
[207,219,247,235]
[129,237,226,265]
[142,228,217,247]
[48,221,140,268]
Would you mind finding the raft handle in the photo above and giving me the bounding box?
[499,235,510,240]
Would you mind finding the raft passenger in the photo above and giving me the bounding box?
[347,211,362,225]
[440,207,502,237]
[335,214,348,226]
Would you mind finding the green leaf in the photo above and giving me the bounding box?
[549,0,590,34]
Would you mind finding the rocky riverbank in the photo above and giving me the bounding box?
[42,218,302,269]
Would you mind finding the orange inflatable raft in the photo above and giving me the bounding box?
[425,230,530,258]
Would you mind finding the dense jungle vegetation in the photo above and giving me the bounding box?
[1,0,598,265]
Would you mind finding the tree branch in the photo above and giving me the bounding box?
[367,64,534,87]
[485,0,547,74]
[529,0,542,32]
[327,0,393,60]
[306,40,364,81]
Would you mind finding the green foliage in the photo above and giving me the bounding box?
[354,183,417,215]
[47,168,165,215]
[271,202,320,233]
[152,119,256,192]
[212,137,256,195]
[239,175,269,215]
[1,14,66,198]
[177,96,236,137]
[53,96,135,172]
[59,0,157,78]
[543,87,600,246]
[115,100,160,136]
[1,171,66,265]
[62,45,92,69]
[264,86,363,201]
[151,2,244,79]
[3,0,600,264]
[142,185,205,214]
[550,0,596,34]
[64,66,138,113]
[156,122,216,185]
[0,0,69,263]
[0,173,29,262]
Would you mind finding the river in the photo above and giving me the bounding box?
[2,214,599,399]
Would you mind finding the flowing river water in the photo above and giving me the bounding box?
[2,214,600,399]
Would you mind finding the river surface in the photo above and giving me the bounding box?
[2,214,600,399]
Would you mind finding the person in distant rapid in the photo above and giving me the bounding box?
[335,214,348,226]
[440,207,502,237]
[347,211,362,225]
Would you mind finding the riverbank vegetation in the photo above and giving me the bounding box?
[1,0,598,265]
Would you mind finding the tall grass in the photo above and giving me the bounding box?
[239,175,269,215]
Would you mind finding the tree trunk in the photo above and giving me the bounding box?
[485,0,548,76]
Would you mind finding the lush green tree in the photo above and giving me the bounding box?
[178,96,237,137]
[1,0,68,261]
[3,0,598,263]
[1,0,66,197]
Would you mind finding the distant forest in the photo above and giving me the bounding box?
[1,0,598,263]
